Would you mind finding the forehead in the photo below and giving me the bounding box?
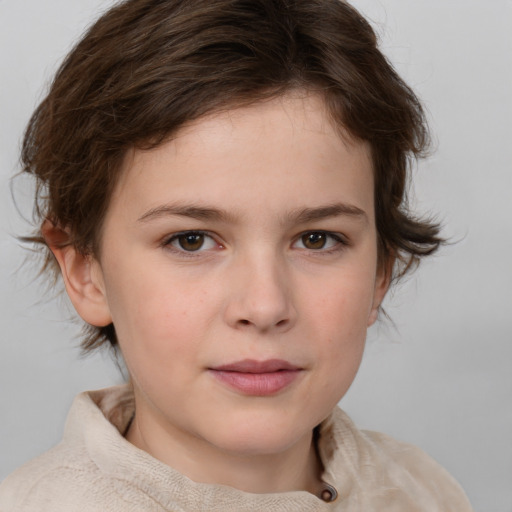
[108,93,374,226]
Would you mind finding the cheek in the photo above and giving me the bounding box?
[104,265,216,365]
[305,272,375,391]
[310,272,376,339]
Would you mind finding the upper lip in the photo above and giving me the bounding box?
[210,359,301,373]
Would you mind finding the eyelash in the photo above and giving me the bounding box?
[161,230,349,256]
[161,231,221,256]
[293,231,349,254]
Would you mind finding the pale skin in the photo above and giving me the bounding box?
[44,92,390,497]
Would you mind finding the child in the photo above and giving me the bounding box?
[0,0,474,510]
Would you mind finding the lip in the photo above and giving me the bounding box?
[209,359,303,396]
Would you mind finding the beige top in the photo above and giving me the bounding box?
[0,385,473,511]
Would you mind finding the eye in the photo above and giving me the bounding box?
[293,231,345,251]
[165,231,218,252]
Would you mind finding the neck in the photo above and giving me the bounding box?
[126,405,323,496]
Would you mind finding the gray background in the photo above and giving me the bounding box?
[0,1,511,510]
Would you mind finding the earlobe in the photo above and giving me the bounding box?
[42,221,112,327]
[367,260,393,327]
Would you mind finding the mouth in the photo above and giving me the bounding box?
[208,359,303,396]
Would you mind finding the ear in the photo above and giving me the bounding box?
[367,258,393,327]
[42,221,112,327]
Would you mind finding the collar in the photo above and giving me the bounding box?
[64,385,360,510]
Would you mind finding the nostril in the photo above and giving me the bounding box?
[276,319,288,327]
[239,319,250,326]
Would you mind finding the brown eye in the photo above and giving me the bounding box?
[293,231,345,252]
[165,231,219,254]
[163,231,218,254]
[301,232,327,250]
[177,233,205,251]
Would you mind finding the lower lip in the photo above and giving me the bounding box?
[210,370,301,396]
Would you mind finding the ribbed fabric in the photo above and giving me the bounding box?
[0,385,473,511]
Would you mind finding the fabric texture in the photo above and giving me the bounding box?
[0,385,473,511]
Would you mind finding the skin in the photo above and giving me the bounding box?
[46,92,390,496]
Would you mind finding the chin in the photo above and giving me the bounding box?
[201,411,313,457]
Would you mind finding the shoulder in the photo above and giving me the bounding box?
[323,408,474,510]
[0,386,147,512]
[363,429,472,508]
[0,448,162,512]
[0,442,100,510]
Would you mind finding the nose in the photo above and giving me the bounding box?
[224,252,297,333]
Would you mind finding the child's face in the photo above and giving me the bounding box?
[82,93,388,458]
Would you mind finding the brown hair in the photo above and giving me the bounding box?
[21,0,442,351]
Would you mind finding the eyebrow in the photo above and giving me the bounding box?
[287,203,367,225]
[137,203,235,223]
[137,202,367,225]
